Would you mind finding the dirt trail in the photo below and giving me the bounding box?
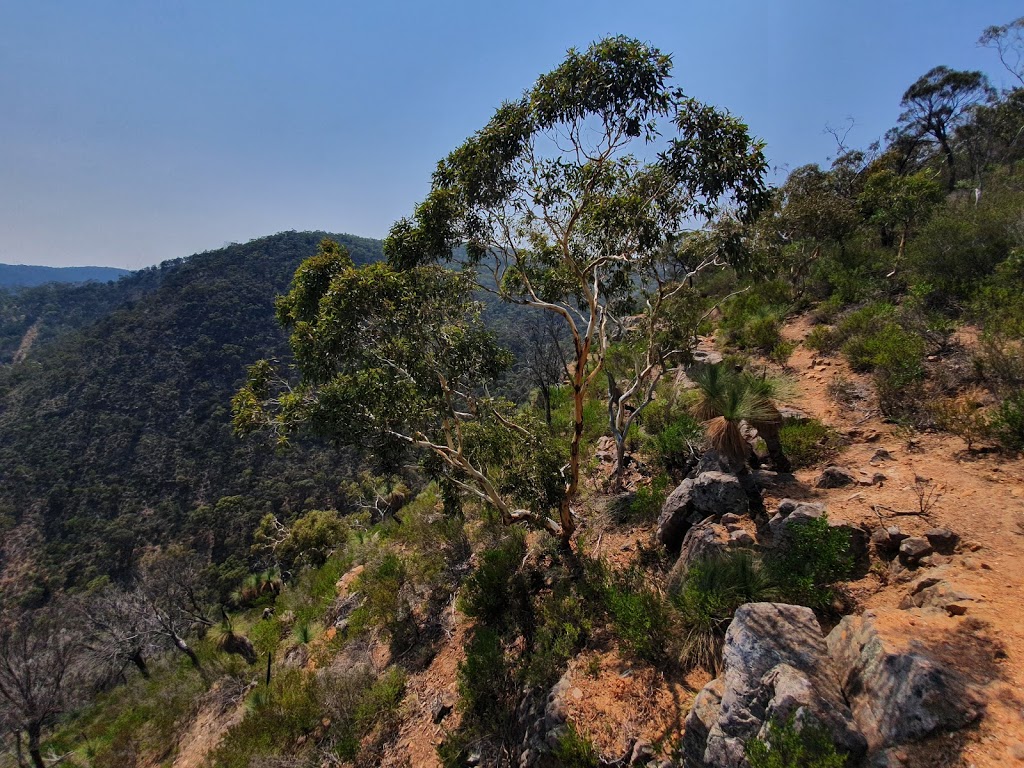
[774,315,1024,766]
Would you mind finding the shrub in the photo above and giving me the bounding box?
[457,626,517,726]
[804,325,839,353]
[625,475,672,523]
[766,515,853,609]
[842,323,925,385]
[930,392,993,451]
[992,391,1024,452]
[670,551,774,672]
[602,568,675,664]
[551,722,601,767]
[348,552,408,637]
[778,419,842,469]
[525,587,592,687]
[745,715,847,768]
[458,533,530,632]
[209,668,323,768]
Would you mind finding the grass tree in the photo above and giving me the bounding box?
[691,364,791,473]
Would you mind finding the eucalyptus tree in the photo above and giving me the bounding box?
[234,241,567,538]
[858,169,944,264]
[979,16,1024,88]
[385,36,768,513]
[896,66,992,191]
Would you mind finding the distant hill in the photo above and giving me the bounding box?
[0,231,384,595]
[0,263,130,288]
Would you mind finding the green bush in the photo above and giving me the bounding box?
[745,715,847,768]
[209,668,323,768]
[602,568,675,664]
[458,533,530,632]
[778,419,842,469]
[766,515,853,609]
[625,475,672,523]
[457,626,517,725]
[348,551,408,636]
[842,323,925,387]
[719,280,792,353]
[551,722,601,767]
[804,325,839,353]
[993,391,1024,451]
[525,587,593,687]
[670,551,774,671]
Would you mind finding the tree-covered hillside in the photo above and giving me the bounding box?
[0,231,383,599]
[0,264,129,289]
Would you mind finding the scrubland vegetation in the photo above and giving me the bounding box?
[2,16,1024,768]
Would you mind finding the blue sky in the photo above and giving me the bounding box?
[1,1,1020,268]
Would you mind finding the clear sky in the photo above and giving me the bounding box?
[1,1,1020,268]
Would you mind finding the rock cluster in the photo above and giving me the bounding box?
[682,603,982,767]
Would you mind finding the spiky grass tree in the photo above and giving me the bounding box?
[691,364,790,472]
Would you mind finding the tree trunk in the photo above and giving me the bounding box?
[131,649,150,678]
[171,632,201,669]
[754,420,791,473]
[937,130,957,192]
[609,432,626,494]
[26,723,45,768]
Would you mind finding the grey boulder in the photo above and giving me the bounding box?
[657,471,749,552]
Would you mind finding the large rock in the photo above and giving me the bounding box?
[667,517,747,591]
[684,603,866,767]
[681,677,723,768]
[826,610,983,752]
[657,472,749,552]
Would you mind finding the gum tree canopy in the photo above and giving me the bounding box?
[385,36,767,510]
[235,37,767,546]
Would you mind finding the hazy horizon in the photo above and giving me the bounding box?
[2,1,1020,269]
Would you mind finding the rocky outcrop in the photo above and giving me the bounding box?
[682,603,865,767]
[657,472,749,552]
[826,610,983,752]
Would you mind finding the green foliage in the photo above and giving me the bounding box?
[778,419,842,469]
[626,475,672,523]
[457,533,530,631]
[602,567,675,664]
[745,715,847,768]
[525,586,593,687]
[457,626,518,725]
[907,184,1023,305]
[349,552,408,637]
[641,388,703,477]
[551,722,601,767]
[0,232,380,589]
[992,391,1024,451]
[671,551,774,671]
[719,281,793,353]
[766,516,853,609]
[804,325,840,353]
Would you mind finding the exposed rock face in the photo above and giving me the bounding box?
[871,526,908,559]
[682,603,865,767]
[666,516,758,591]
[826,610,983,752]
[681,678,723,768]
[657,472,749,552]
